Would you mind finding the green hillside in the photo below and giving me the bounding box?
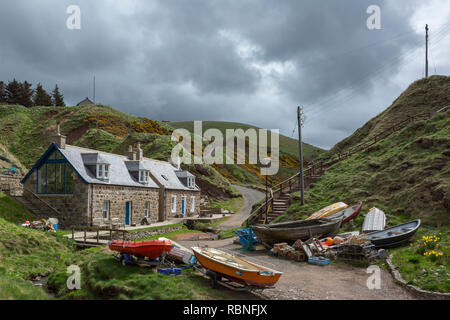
[331,75,450,154]
[0,104,238,199]
[170,120,325,161]
[280,77,450,227]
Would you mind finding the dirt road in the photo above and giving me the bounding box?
[219,185,264,229]
[179,184,417,300]
[179,237,418,300]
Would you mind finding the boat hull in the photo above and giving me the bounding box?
[192,247,282,288]
[108,240,173,259]
[306,202,348,220]
[366,219,421,248]
[327,202,363,224]
[362,207,386,233]
[252,218,342,247]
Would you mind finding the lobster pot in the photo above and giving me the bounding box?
[362,207,386,233]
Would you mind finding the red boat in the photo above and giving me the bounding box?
[326,202,363,224]
[108,240,173,259]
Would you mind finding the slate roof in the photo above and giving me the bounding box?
[59,145,159,188]
[76,97,94,106]
[22,143,199,191]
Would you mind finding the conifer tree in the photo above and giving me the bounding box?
[52,84,65,106]
[18,80,34,108]
[5,79,21,105]
[0,81,7,104]
[33,83,53,106]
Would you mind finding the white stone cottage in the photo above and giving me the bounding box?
[20,134,200,228]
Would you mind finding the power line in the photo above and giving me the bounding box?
[303,22,450,122]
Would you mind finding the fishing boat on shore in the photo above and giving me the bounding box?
[192,247,282,288]
[306,202,348,220]
[366,219,421,248]
[252,218,342,247]
[108,239,173,259]
[326,202,363,224]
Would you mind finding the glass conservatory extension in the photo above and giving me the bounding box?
[36,150,75,194]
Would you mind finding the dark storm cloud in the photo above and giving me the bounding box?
[0,0,447,149]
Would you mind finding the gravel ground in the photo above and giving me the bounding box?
[178,238,419,300]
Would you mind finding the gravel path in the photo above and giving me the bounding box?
[178,237,418,300]
[178,184,417,300]
[219,185,264,229]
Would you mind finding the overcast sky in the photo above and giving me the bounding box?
[1,0,449,149]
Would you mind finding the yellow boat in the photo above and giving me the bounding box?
[306,202,348,220]
[192,247,282,288]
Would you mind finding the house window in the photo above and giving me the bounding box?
[139,170,149,183]
[190,196,195,213]
[102,201,109,219]
[96,164,109,179]
[144,201,150,218]
[187,177,195,188]
[36,150,74,194]
[171,195,177,213]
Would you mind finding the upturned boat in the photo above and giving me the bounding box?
[306,202,348,220]
[108,240,173,259]
[252,218,342,247]
[192,247,282,287]
[326,202,363,224]
[366,219,421,248]
[362,207,386,233]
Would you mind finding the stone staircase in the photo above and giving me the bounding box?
[13,188,62,221]
[254,192,290,224]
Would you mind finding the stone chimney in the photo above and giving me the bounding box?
[51,123,66,149]
[134,142,143,161]
[126,144,136,160]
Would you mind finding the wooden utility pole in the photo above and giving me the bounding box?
[297,106,304,205]
[93,76,96,104]
[425,24,429,78]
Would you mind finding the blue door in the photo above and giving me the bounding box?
[181,197,186,217]
[125,202,130,225]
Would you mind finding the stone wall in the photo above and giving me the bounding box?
[112,225,183,241]
[0,175,23,196]
[164,189,200,219]
[23,172,89,227]
[90,184,160,226]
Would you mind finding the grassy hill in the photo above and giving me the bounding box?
[170,120,325,186]
[170,120,325,161]
[0,104,240,200]
[331,75,450,154]
[280,77,450,227]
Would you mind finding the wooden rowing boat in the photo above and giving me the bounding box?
[306,202,348,220]
[366,219,421,248]
[108,240,173,259]
[252,218,342,247]
[326,202,363,224]
[192,247,282,287]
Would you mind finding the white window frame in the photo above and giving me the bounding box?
[171,195,177,213]
[102,201,109,219]
[187,177,195,188]
[190,196,195,213]
[139,170,149,183]
[144,201,150,218]
[96,164,109,179]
